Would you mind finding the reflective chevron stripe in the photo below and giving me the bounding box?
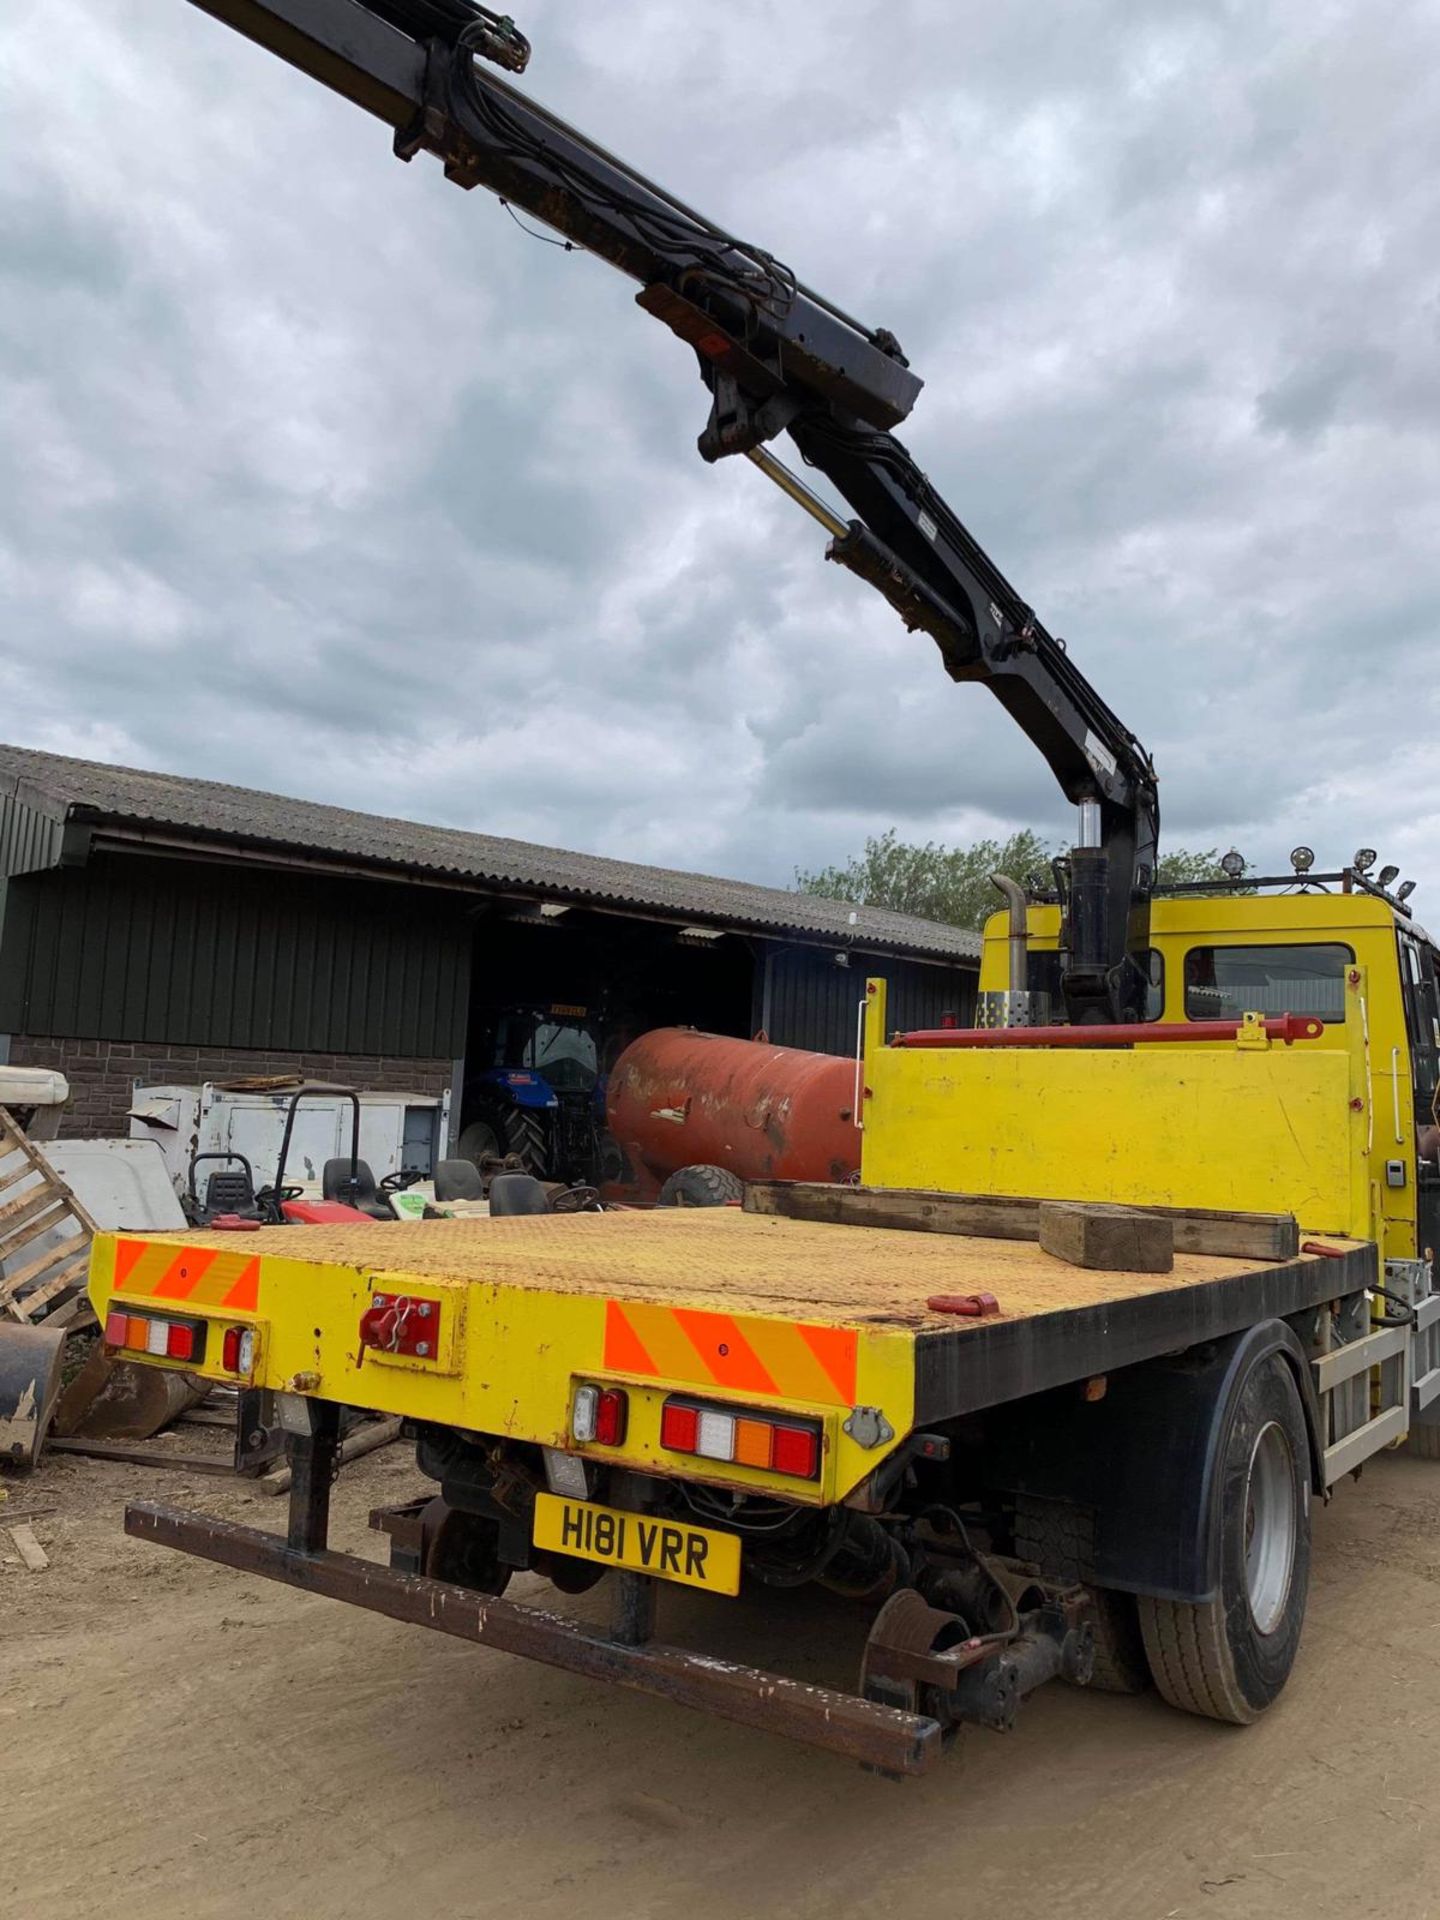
[112,1238,260,1313]
[604,1299,857,1406]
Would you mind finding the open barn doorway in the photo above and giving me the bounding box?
[457,909,753,1185]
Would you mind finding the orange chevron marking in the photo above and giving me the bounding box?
[603,1300,858,1406]
[113,1238,150,1292]
[617,1303,699,1382]
[111,1239,263,1314]
[220,1258,260,1313]
[604,1300,657,1376]
[744,1320,849,1406]
[796,1323,858,1404]
[671,1308,777,1396]
[151,1248,218,1301]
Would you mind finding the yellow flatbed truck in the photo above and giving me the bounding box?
[77,1,1440,1777]
[88,871,1440,1775]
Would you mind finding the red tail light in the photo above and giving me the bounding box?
[572,1383,629,1446]
[660,1402,699,1453]
[221,1326,257,1374]
[593,1387,628,1447]
[165,1322,198,1361]
[103,1310,206,1365]
[771,1423,820,1479]
[660,1395,822,1481]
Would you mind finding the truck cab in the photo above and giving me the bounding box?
[973,880,1440,1271]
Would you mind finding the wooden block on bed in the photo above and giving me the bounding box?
[1037,1201,1174,1273]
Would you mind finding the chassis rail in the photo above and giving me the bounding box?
[124,1500,943,1775]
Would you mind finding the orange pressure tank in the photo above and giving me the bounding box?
[605,1027,861,1199]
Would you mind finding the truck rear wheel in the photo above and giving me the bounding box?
[657,1163,744,1207]
[1138,1351,1310,1724]
[1013,1496,1149,1694]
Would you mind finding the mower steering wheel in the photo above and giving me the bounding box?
[379,1169,423,1193]
[254,1183,306,1224]
[551,1184,602,1214]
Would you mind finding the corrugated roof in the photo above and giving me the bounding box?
[0,743,980,962]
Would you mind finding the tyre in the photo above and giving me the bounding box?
[503,1106,549,1177]
[457,1117,502,1168]
[657,1163,744,1207]
[459,1104,548,1177]
[1138,1350,1310,1724]
[1013,1495,1150,1694]
[1405,1421,1440,1459]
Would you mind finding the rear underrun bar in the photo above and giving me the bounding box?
[124,1500,943,1775]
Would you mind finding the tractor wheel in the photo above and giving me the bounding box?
[459,1104,548,1178]
[1013,1495,1150,1694]
[503,1106,550,1177]
[457,1117,502,1170]
[657,1163,744,1208]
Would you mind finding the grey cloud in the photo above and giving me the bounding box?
[2,0,1439,909]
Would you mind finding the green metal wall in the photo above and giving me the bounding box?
[0,789,69,880]
[0,853,470,1058]
[753,942,975,1055]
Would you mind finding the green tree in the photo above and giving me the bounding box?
[796,832,1231,931]
[795,829,1054,931]
[1154,846,1227,886]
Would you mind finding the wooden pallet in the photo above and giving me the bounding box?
[0,1108,97,1327]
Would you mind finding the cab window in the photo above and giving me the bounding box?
[1184,944,1353,1022]
[524,1021,598,1091]
[1399,936,1440,1116]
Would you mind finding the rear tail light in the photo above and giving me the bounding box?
[104,1310,206,1365]
[659,1401,699,1453]
[221,1326,256,1374]
[593,1387,628,1447]
[661,1395,822,1481]
[770,1423,820,1479]
[572,1383,628,1447]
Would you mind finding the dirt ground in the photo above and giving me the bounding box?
[5,1434,1440,1920]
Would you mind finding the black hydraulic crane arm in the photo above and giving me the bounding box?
[183,0,1161,1021]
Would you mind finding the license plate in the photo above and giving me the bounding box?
[532,1493,741,1595]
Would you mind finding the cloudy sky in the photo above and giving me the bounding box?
[2,1,1437,901]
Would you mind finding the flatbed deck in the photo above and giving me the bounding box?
[95,1210,1373,1431]
[125,1208,1308,1323]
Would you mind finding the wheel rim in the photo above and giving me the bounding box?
[458,1120,500,1165]
[1244,1420,1297,1634]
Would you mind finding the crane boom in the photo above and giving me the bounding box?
[182,0,1161,1021]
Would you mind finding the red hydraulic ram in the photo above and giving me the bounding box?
[892,1015,1325,1048]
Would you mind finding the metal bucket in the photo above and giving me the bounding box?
[0,1323,67,1469]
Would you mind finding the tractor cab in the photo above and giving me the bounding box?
[460,1004,606,1184]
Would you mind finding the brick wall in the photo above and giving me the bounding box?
[6,1034,455,1138]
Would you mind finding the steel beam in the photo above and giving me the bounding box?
[186,0,425,125]
[125,1500,944,1775]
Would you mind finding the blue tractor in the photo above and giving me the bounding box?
[458,1005,609,1186]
